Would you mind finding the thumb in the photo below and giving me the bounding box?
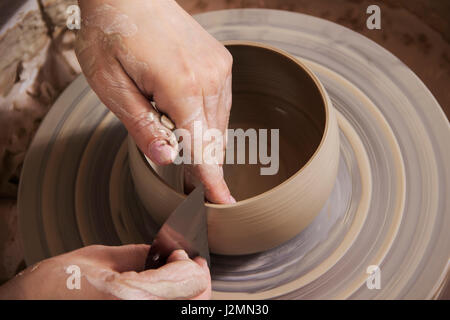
[86,64,178,166]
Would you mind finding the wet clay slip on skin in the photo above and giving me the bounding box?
[128,42,340,255]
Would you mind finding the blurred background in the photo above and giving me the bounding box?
[0,0,449,286]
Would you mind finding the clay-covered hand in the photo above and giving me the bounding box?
[0,245,211,300]
[75,0,235,204]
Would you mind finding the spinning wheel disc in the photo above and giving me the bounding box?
[19,9,450,299]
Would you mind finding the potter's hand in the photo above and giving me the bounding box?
[75,0,234,204]
[0,245,211,300]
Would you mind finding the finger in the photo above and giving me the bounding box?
[166,249,189,263]
[86,61,178,166]
[167,251,209,274]
[214,74,232,146]
[193,256,208,270]
[185,164,235,204]
[202,68,223,131]
[176,109,234,204]
[191,256,211,300]
[206,74,231,177]
[196,74,233,203]
[150,76,234,204]
[203,80,226,168]
[117,259,209,300]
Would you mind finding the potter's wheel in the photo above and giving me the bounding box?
[18,9,450,299]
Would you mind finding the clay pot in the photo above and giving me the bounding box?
[128,41,340,255]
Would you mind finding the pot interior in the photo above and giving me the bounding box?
[222,44,326,200]
[150,43,327,201]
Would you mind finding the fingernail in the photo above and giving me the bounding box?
[148,140,177,165]
[160,114,175,130]
[174,250,189,260]
[229,195,237,204]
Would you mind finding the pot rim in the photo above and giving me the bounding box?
[136,40,333,209]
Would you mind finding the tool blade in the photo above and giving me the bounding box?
[144,185,210,269]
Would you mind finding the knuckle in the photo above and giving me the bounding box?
[219,48,233,74]
[205,75,221,94]
[175,58,201,94]
[172,64,201,96]
[180,73,201,96]
[203,68,224,93]
[225,97,232,112]
[224,49,233,68]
